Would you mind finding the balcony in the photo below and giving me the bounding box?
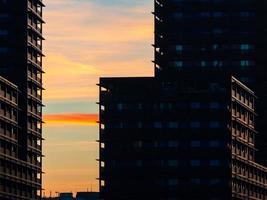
[27,123,42,135]
[0,91,17,105]
[28,71,42,87]
[28,140,42,152]
[28,88,42,101]
[27,19,42,35]
[28,108,42,121]
[27,53,42,67]
[28,36,42,51]
[28,1,43,18]
[0,109,18,123]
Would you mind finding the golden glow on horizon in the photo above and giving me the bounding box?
[44,113,98,125]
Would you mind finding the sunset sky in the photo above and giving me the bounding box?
[43,0,153,196]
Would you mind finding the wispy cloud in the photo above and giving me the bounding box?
[44,113,98,125]
[43,0,152,195]
[44,0,153,101]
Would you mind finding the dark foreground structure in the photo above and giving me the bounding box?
[99,0,267,200]
[41,192,99,200]
[99,75,267,199]
[0,0,44,199]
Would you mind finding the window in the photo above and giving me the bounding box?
[191,178,201,184]
[213,60,223,67]
[174,61,183,68]
[168,179,178,186]
[175,45,183,52]
[168,141,179,148]
[172,12,183,19]
[136,160,143,167]
[133,141,142,148]
[190,122,200,128]
[117,103,123,111]
[200,12,210,17]
[213,12,223,18]
[213,44,219,50]
[101,180,105,187]
[168,160,178,167]
[209,121,220,128]
[154,122,162,128]
[209,141,220,148]
[209,160,220,166]
[0,47,8,53]
[213,28,223,34]
[0,30,8,36]
[169,61,183,69]
[241,60,249,66]
[209,179,220,185]
[209,102,220,109]
[190,102,200,109]
[240,44,253,50]
[190,160,200,166]
[240,60,254,69]
[190,140,200,147]
[240,12,255,17]
[169,122,178,128]
[0,14,8,20]
[200,61,206,67]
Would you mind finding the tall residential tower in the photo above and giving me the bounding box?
[0,0,44,199]
[153,0,267,166]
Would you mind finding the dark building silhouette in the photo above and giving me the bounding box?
[76,192,99,200]
[0,0,44,199]
[58,193,73,200]
[99,75,267,199]
[99,0,267,199]
[153,0,267,167]
[41,192,99,200]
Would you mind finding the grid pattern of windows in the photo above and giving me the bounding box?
[231,77,267,199]
[154,0,257,87]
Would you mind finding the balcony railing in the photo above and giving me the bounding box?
[28,71,42,85]
[28,36,42,51]
[27,53,42,67]
[0,109,18,123]
[27,123,42,135]
[28,19,42,34]
[28,140,42,152]
[28,3,42,17]
[28,106,42,118]
[28,88,42,101]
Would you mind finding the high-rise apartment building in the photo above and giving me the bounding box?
[99,74,267,199]
[153,0,267,166]
[99,0,267,199]
[0,0,44,199]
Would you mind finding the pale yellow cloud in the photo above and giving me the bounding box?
[43,54,101,100]
[43,0,153,101]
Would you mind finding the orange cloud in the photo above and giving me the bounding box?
[43,1,153,101]
[44,113,98,125]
